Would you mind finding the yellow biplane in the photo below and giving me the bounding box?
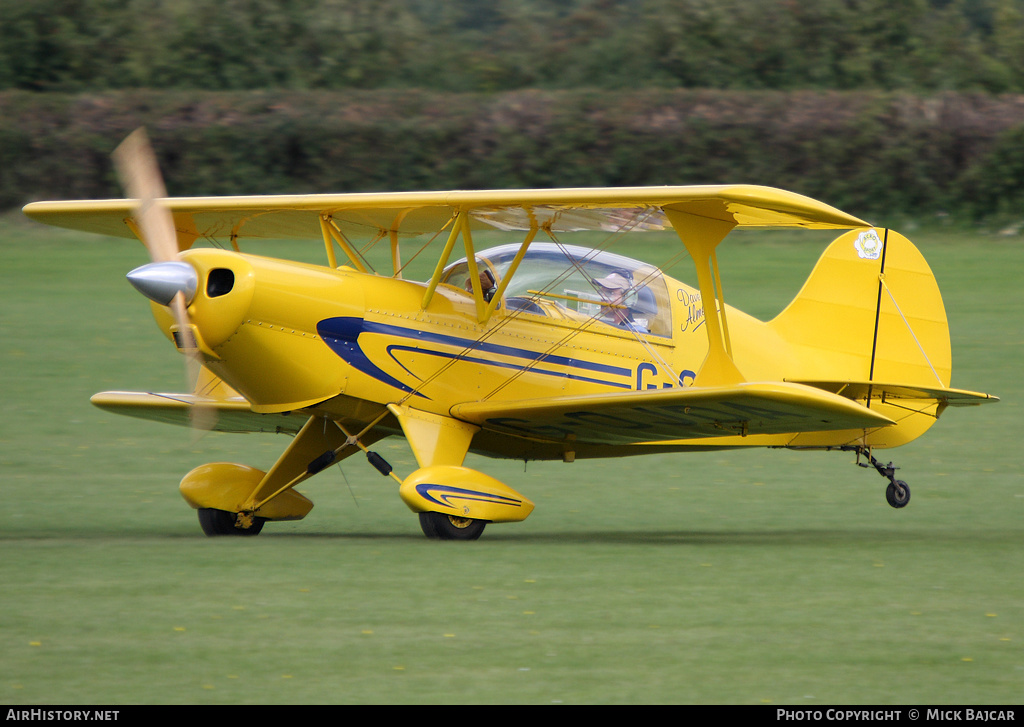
[23,130,997,539]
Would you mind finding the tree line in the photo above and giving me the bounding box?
[5,88,1024,220]
[3,0,1024,94]
[5,0,1024,220]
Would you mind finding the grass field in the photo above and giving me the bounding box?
[1,211,1021,704]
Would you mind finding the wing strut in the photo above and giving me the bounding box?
[320,214,370,272]
[422,210,465,309]
[419,209,539,324]
[664,209,744,386]
[484,226,538,320]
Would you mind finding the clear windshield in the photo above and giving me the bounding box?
[441,243,672,337]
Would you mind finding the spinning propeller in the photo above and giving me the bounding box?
[113,128,217,431]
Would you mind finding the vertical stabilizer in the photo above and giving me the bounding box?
[768,228,952,447]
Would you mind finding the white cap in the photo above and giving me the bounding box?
[594,272,630,291]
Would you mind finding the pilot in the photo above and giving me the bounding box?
[465,268,498,303]
[594,270,647,332]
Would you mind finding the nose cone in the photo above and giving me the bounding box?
[127,261,198,306]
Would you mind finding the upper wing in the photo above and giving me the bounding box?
[450,381,893,445]
[23,184,869,248]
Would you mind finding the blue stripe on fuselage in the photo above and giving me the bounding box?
[317,317,426,397]
[385,344,633,389]
[317,316,634,395]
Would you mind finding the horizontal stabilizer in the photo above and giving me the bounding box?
[90,391,306,434]
[792,381,999,407]
[451,382,893,445]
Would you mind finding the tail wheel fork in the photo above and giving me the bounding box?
[845,446,911,509]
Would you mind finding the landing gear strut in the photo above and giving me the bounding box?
[846,447,911,508]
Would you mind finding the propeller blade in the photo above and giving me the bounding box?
[112,128,178,264]
[112,128,217,433]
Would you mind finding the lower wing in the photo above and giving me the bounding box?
[450,381,895,445]
[90,391,306,434]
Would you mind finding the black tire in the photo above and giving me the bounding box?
[885,480,911,509]
[418,512,486,541]
[197,508,265,536]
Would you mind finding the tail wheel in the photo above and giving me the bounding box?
[885,480,911,509]
[197,508,265,536]
[419,512,486,541]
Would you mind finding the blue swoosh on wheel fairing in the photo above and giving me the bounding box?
[415,483,523,509]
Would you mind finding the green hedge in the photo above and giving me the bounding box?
[4,89,1024,220]
[5,1,1024,96]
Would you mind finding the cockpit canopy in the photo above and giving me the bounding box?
[441,243,672,337]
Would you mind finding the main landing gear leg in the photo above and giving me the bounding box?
[847,446,911,508]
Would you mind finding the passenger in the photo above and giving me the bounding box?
[594,271,648,333]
